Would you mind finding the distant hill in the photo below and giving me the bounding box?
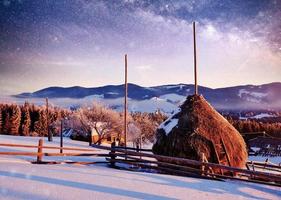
[15,82,281,111]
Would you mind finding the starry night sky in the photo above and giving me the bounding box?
[0,0,280,94]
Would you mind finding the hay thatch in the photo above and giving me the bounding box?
[153,95,247,169]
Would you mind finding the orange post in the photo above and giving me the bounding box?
[37,139,43,163]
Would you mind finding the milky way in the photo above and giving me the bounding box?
[0,0,280,94]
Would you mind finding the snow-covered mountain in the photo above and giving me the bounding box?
[13,82,281,112]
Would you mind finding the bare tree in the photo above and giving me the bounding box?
[127,122,141,146]
[132,112,164,144]
[76,102,123,144]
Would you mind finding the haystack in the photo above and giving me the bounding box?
[153,95,247,169]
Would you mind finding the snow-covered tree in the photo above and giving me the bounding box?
[20,104,31,136]
[127,122,141,145]
[34,109,47,136]
[9,104,21,135]
[131,112,160,143]
[77,102,123,144]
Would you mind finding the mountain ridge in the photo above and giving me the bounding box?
[14,82,281,111]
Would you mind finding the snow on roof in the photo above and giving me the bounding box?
[159,118,179,135]
[158,108,181,135]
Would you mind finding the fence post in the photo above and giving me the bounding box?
[136,141,141,159]
[264,158,268,169]
[251,161,255,171]
[110,140,116,167]
[37,139,43,163]
[200,152,205,175]
[60,120,63,154]
[89,131,92,146]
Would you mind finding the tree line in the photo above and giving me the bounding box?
[0,102,69,136]
[0,101,167,144]
[1,101,280,142]
[226,116,281,138]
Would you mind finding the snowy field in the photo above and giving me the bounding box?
[0,135,280,200]
[248,155,281,165]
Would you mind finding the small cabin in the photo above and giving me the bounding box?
[90,122,123,144]
[91,128,118,144]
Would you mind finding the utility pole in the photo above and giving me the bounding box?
[46,98,52,142]
[193,21,198,95]
[124,54,128,149]
[60,119,64,153]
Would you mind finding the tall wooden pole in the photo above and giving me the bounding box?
[60,119,63,153]
[124,54,128,148]
[46,98,52,142]
[193,21,198,95]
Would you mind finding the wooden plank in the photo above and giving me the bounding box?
[0,152,42,156]
[220,138,231,167]
[0,152,111,157]
[0,143,100,152]
[252,165,281,173]
[43,153,111,157]
[210,140,223,174]
[111,145,153,152]
[31,161,109,165]
[248,161,281,170]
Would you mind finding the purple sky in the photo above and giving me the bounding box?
[0,0,280,95]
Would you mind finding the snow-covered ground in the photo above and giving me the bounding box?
[0,135,280,200]
[248,156,281,165]
[239,113,277,120]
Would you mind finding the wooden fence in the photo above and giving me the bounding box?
[92,144,281,187]
[0,139,280,187]
[0,139,111,164]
